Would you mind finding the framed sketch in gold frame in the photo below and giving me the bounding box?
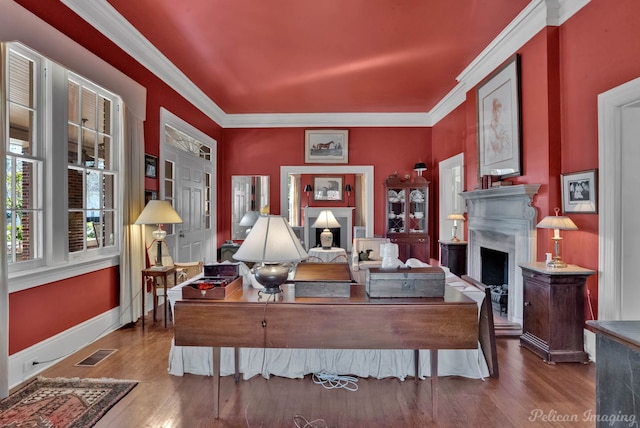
[304,130,348,164]
[477,54,522,179]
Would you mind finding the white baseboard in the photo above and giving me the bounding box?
[584,328,596,362]
[8,307,122,389]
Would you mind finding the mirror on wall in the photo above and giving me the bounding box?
[231,176,270,240]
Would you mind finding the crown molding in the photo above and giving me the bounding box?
[62,0,589,129]
[430,0,590,125]
[224,112,432,128]
[60,0,227,126]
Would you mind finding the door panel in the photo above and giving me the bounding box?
[177,155,205,263]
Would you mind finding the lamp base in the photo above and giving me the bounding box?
[320,229,333,250]
[254,263,289,295]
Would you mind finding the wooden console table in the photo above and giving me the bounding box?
[174,283,479,419]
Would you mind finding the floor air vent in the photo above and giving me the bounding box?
[75,349,117,367]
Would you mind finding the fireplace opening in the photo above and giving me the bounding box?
[314,228,341,248]
[481,247,509,316]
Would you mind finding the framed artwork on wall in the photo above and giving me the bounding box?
[144,190,157,205]
[476,54,522,179]
[561,169,597,213]
[313,176,343,201]
[145,154,158,178]
[304,130,348,164]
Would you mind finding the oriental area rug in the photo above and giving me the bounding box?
[0,376,138,428]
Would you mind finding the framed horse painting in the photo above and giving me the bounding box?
[304,130,349,164]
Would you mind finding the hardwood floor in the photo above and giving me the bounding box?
[27,307,596,427]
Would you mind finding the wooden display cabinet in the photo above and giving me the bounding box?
[384,175,430,261]
[519,262,595,364]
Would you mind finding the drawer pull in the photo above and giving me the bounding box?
[524,301,531,307]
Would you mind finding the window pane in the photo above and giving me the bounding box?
[103,173,115,209]
[97,95,111,134]
[81,86,97,130]
[99,135,111,169]
[8,104,33,156]
[87,220,99,249]
[164,181,173,199]
[82,128,96,167]
[8,52,33,108]
[15,159,35,209]
[68,168,84,210]
[86,170,100,211]
[68,124,79,164]
[102,211,115,246]
[68,80,79,123]
[68,211,84,253]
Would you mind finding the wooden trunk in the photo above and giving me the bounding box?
[294,262,353,297]
[366,267,445,298]
[182,264,242,300]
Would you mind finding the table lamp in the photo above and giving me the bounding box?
[414,162,427,176]
[233,215,308,295]
[345,184,353,207]
[303,184,313,207]
[311,210,340,249]
[135,200,183,268]
[536,207,578,268]
[239,211,260,236]
[447,213,465,242]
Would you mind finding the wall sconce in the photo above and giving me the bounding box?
[135,200,183,268]
[447,213,465,242]
[311,210,340,249]
[413,162,427,176]
[536,207,578,268]
[303,184,313,207]
[345,184,353,207]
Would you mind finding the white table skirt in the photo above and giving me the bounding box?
[167,261,490,381]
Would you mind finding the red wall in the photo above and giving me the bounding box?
[9,267,119,354]
[220,127,432,248]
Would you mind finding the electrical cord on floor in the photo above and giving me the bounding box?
[293,414,328,428]
[312,371,359,391]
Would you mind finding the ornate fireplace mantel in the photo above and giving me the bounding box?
[461,184,540,324]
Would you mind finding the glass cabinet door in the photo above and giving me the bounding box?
[387,187,406,233]
[408,187,427,233]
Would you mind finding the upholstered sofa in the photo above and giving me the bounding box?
[350,237,390,283]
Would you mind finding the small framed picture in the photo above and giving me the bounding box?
[313,176,343,201]
[145,154,158,178]
[144,190,158,205]
[305,130,348,164]
[561,169,597,213]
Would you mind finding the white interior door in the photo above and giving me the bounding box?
[177,154,205,263]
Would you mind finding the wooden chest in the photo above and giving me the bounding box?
[294,262,353,298]
[181,264,242,299]
[366,267,445,298]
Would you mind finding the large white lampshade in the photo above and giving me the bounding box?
[135,200,183,268]
[233,215,308,294]
[311,210,340,249]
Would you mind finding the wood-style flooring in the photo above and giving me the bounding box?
[25,306,596,427]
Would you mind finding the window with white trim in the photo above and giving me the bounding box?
[4,42,121,275]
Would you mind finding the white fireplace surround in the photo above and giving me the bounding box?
[303,207,354,252]
[461,184,540,325]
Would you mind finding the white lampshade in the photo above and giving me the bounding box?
[135,200,183,226]
[311,210,340,229]
[135,200,183,268]
[234,215,308,263]
[447,213,465,222]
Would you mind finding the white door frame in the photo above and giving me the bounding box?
[439,153,465,244]
[160,108,216,264]
[598,76,640,320]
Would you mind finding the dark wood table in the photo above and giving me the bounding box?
[174,282,479,419]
